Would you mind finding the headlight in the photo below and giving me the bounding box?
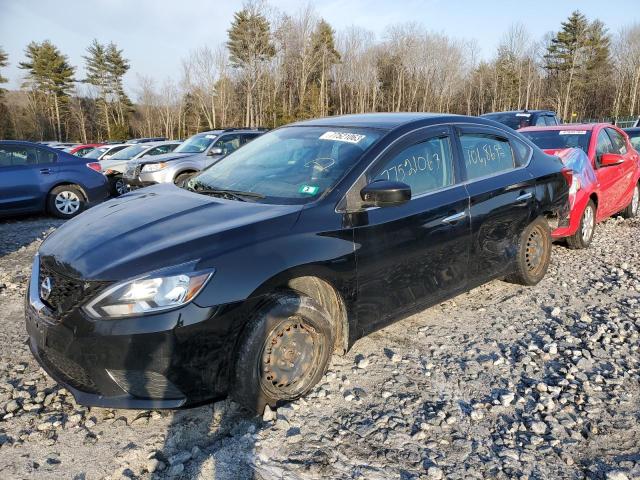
[141,162,168,173]
[83,265,214,319]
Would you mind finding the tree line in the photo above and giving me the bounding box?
[1,4,640,142]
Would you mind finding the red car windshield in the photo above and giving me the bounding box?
[520,129,591,153]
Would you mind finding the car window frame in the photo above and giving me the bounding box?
[453,124,532,184]
[605,127,628,155]
[595,128,615,167]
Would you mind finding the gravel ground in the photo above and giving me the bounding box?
[0,214,639,480]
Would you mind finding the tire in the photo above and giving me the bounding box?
[174,172,195,188]
[566,200,596,249]
[47,185,85,219]
[231,291,334,414]
[505,217,552,286]
[110,175,129,197]
[620,182,639,219]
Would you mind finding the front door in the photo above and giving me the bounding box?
[353,126,471,335]
[593,128,623,218]
[605,127,638,213]
[455,126,538,286]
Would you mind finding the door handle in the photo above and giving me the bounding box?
[516,192,533,202]
[442,211,466,224]
[39,168,51,174]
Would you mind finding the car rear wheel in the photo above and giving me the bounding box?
[47,185,85,219]
[621,183,639,219]
[566,200,596,249]
[231,291,334,414]
[505,217,551,286]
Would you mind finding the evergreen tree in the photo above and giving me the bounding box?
[0,46,8,97]
[227,5,275,126]
[19,40,75,140]
[544,11,612,120]
[84,39,131,139]
[311,19,340,116]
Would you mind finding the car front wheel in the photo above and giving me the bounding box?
[566,200,596,249]
[621,183,639,219]
[505,217,552,286]
[47,185,85,219]
[231,292,334,414]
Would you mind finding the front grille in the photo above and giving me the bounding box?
[38,263,107,319]
[39,347,99,394]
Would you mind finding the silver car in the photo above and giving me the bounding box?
[99,141,181,195]
[123,128,266,188]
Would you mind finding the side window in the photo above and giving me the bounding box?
[460,133,516,180]
[544,116,557,126]
[373,135,454,196]
[629,135,640,151]
[214,135,241,155]
[36,148,57,164]
[595,130,614,160]
[534,116,546,126]
[241,134,260,145]
[0,145,43,167]
[606,128,627,155]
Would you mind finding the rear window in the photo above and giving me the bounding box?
[482,113,532,130]
[520,130,591,153]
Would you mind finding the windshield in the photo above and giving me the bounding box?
[84,146,110,159]
[520,130,591,152]
[188,126,382,204]
[110,144,148,160]
[483,113,532,130]
[174,133,217,153]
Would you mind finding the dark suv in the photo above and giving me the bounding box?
[25,114,569,412]
[0,141,110,218]
[481,110,560,130]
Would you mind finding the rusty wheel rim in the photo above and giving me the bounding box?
[525,225,547,275]
[260,317,322,398]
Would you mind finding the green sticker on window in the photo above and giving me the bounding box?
[299,185,319,195]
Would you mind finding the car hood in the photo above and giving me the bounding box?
[39,183,303,281]
[133,151,196,165]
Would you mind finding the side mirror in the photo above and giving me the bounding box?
[360,180,411,208]
[208,147,224,156]
[600,153,624,167]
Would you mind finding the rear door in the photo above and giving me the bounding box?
[0,144,57,213]
[455,125,537,286]
[353,126,471,334]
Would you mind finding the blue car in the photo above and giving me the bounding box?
[0,140,110,218]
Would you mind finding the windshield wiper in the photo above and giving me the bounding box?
[188,184,265,202]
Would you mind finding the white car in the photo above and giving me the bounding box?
[99,141,181,196]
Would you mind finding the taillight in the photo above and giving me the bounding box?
[86,162,102,172]
[561,167,573,187]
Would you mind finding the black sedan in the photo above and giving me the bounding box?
[25,113,569,412]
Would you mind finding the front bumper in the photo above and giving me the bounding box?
[124,167,175,187]
[25,257,250,409]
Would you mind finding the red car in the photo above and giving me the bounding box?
[65,143,105,157]
[520,123,640,248]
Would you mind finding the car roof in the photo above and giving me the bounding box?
[481,110,555,116]
[519,123,608,132]
[288,112,478,130]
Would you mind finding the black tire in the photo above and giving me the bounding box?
[231,291,334,414]
[109,175,129,197]
[174,172,195,187]
[47,185,86,219]
[620,182,639,219]
[505,217,552,286]
[566,200,596,249]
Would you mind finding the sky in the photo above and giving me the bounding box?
[1,0,638,96]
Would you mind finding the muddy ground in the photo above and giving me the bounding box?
[0,214,638,480]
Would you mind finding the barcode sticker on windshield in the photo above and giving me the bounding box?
[515,113,532,117]
[319,131,366,144]
[559,130,587,135]
[205,134,217,139]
